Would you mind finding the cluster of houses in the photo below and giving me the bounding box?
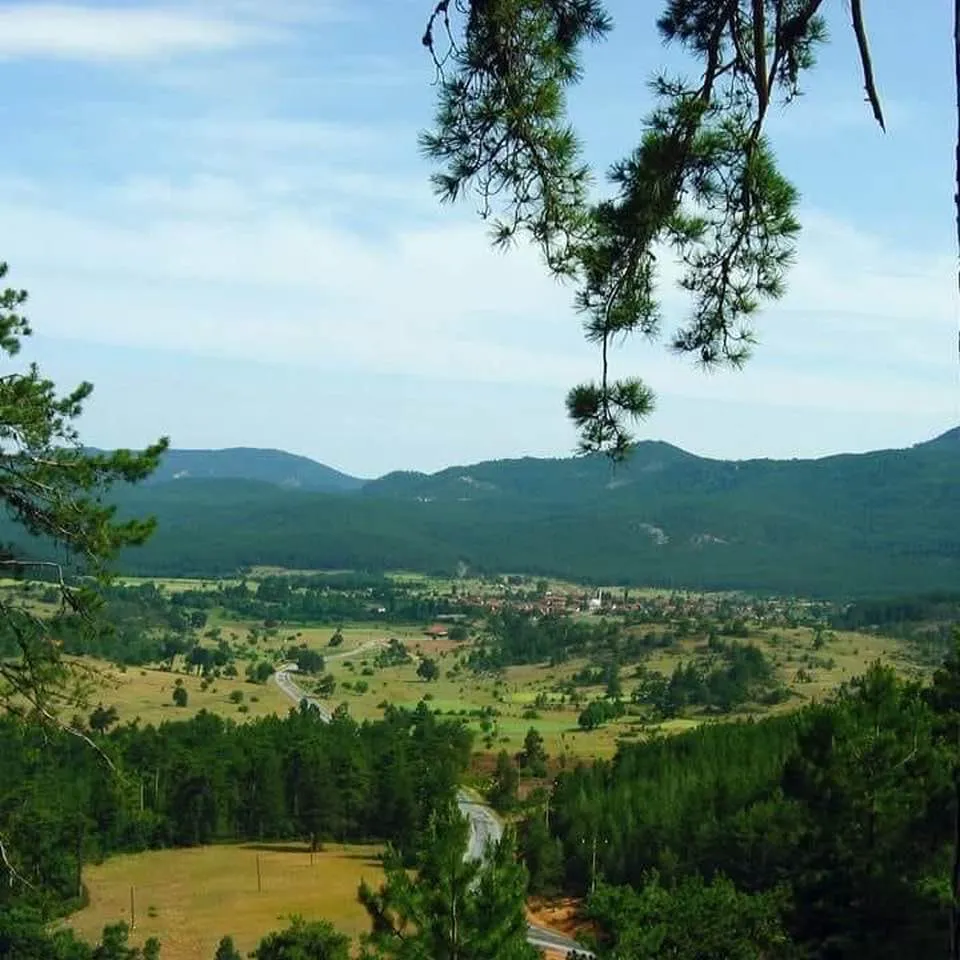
[422,583,824,630]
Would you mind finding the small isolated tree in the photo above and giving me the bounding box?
[88,703,119,735]
[328,627,345,648]
[489,750,519,812]
[520,727,548,777]
[172,686,188,708]
[246,661,274,685]
[417,657,440,683]
[213,935,243,960]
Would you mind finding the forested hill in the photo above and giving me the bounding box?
[63,427,957,598]
[110,446,366,492]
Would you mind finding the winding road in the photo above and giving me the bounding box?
[456,789,592,958]
[273,639,386,721]
[273,643,591,958]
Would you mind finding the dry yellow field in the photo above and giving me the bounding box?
[72,601,929,759]
[88,661,292,726]
[64,843,384,960]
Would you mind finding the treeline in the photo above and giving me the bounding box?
[832,590,960,662]
[522,657,960,958]
[832,590,960,631]
[46,459,951,597]
[0,702,471,916]
[210,576,473,625]
[631,640,788,716]
[470,611,623,669]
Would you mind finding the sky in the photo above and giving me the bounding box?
[1,0,957,477]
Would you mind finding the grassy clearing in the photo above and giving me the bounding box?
[114,576,235,591]
[84,661,292,726]
[64,842,384,960]
[80,619,923,757]
[62,574,932,758]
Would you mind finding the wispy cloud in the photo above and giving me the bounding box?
[3,171,954,424]
[0,4,258,61]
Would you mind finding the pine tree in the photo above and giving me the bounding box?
[0,262,165,885]
[213,936,242,960]
[421,1,895,455]
[358,806,538,960]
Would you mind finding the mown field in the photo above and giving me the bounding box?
[64,842,384,960]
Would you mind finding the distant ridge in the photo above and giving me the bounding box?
[90,425,960,598]
[918,426,960,449]
[143,447,365,493]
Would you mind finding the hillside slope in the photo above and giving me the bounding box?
[141,447,364,492]
[86,427,956,597]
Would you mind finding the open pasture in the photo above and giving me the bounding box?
[64,842,384,960]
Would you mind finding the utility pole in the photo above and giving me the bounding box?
[590,832,598,895]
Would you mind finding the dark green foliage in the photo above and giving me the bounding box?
[246,661,274,685]
[519,727,547,777]
[48,433,958,598]
[518,815,563,897]
[140,448,362,493]
[473,612,620,670]
[586,873,793,959]
[421,2,885,453]
[0,907,94,960]
[89,704,119,734]
[171,685,188,708]
[417,657,440,682]
[0,914,161,960]
[375,640,411,668]
[536,662,955,958]
[358,808,538,959]
[0,260,166,721]
[633,642,785,717]
[291,647,325,675]
[212,936,242,960]
[249,917,350,960]
[577,698,624,731]
[0,704,472,913]
[488,751,519,812]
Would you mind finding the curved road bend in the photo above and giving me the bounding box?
[273,639,387,721]
[273,646,591,957]
[456,789,593,959]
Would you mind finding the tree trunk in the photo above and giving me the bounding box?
[951,767,960,960]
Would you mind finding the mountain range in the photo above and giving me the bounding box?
[80,427,958,599]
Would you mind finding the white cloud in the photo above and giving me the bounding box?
[0,157,954,440]
[0,4,256,61]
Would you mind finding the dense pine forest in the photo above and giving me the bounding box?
[0,703,472,957]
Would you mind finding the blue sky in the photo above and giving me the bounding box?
[2,1,957,477]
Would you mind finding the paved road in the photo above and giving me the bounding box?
[273,640,386,721]
[456,790,593,958]
[273,649,591,957]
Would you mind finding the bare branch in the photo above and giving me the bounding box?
[0,833,34,889]
[850,0,886,131]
